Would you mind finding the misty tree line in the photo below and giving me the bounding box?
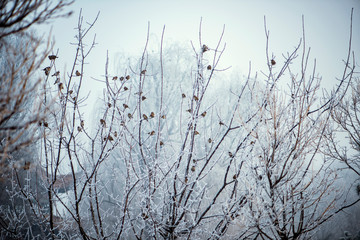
[0,1,359,239]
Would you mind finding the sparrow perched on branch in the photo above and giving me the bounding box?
[43,67,50,76]
[48,55,58,60]
[202,44,209,53]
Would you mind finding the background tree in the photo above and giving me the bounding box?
[0,0,73,239]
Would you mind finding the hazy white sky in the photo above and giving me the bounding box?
[38,0,360,104]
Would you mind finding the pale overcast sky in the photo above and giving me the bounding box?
[38,0,360,106]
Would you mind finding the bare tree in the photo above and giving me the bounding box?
[0,0,73,39]
[3,6,357,240]
[0,0,73,239]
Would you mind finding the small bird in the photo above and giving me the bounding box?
[120,76,124,81]
[161,115,166,119]
[208,138,212,143]
[80,120,84,128]
[207,65,212,70]
[75,70,81,76]
[48,55,58,60]
[150,112,155,118]
[100,119,106,127]
[191,166,196,172]
[141,70,146,75]
[77,126,82,132]
[23,161,31,170]
[143,114,148,121]
[182,93,186,98]
[271,59,276,66]
[124,86,128,91]
[125,75,130,80]
[201,111,207,117]
[52,71,60,77]
[202,44,209,53]
[142,96,147,101]
[148,130,155,136]
[43,67,50,76]
[54,78,60,85]
[193,95,199,101]
[123,103,129,109]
